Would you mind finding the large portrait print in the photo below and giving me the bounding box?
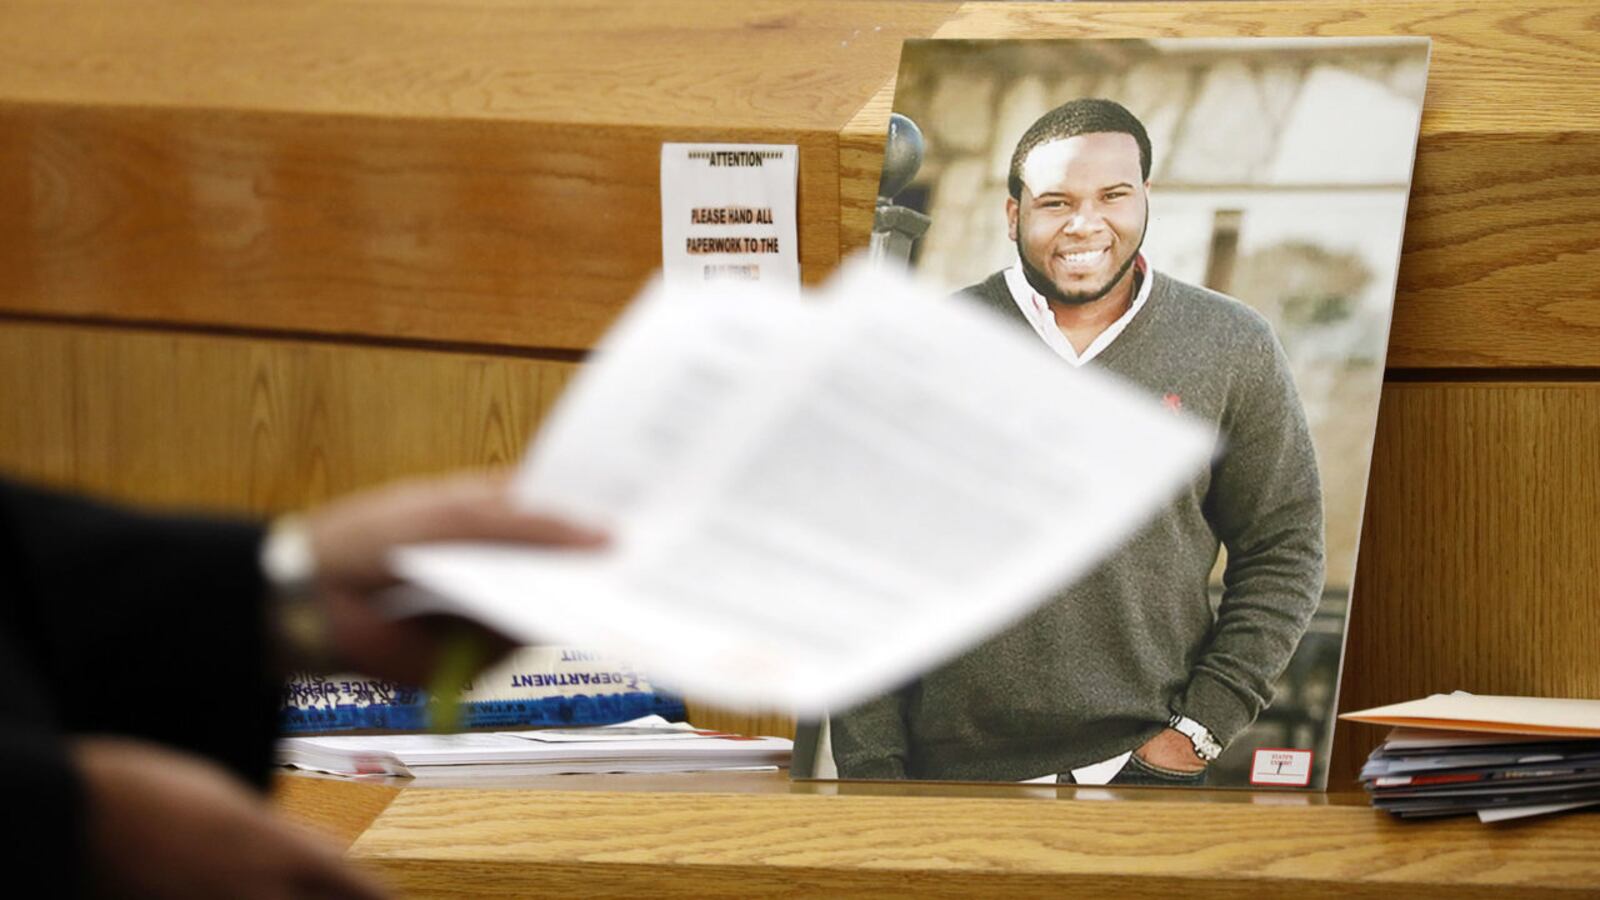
[795,36,1430,791]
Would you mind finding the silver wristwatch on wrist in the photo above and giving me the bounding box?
[1168,713,1223,761]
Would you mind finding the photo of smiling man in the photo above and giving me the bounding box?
[816,38,1429,790]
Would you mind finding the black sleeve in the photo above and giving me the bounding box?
[0,621,89,898]
[1,478,281,896]
[0,477,279,785]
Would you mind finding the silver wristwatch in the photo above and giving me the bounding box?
[1168,713,1223,761]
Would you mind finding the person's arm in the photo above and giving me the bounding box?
[1,472,606,898]
[0,622,90,898]
[0,479,280,786]
[0,478,283,898]
[72,735,387,900]
[277,471,606,686]
[1170,324,1326,753]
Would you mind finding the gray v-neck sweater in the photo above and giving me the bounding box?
[831,270,1326,781]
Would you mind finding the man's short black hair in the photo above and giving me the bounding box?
[1007,98,1153,199]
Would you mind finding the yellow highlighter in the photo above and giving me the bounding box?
[427,627,487,734]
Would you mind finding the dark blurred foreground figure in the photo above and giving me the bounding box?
[0,473,604,899]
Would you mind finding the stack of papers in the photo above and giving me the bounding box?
[1343,694,1600,822]
[277,716,791,779]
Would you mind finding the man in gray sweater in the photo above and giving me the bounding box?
[831,98,1325,785]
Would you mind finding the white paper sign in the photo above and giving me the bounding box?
[394,262,1213,716]
[660,143,799,291]
[1250,748,1314,786]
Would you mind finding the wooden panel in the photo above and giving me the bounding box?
[1333,381,1600,782]
[938,2,1600,132]
[0,104,841,353]
[1393,130,1600,368]
[0,0,959,351]
[840,1,1600,367]
[681,703,797,741]
[342,785,1600,897]
[0,320,577,511]
[839,88,897,261]
[272,775,402,851]
[0,1,956,129]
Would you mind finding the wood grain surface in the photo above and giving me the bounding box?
[682,704,799,742]
[0,103,843,353]
[272,775,402,851]
[3,1,1598,365]
[335,783,1600,897]
[0,0,951,350]
[1334,381,1600,782]
[0,1,952,128]
[937,2,1599,132]
[0,320,575,511]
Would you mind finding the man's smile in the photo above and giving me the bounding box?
[1054,247,1111,275]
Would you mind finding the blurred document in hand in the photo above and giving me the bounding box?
[394,263,1214,716]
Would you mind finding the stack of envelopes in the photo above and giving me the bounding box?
[1343,694,1600,823]
[1360,728,1600,821]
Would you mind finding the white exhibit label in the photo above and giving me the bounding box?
[659,143,799,291]
[1251,748,1314,786]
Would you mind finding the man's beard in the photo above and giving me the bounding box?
[1016,208,1147,307]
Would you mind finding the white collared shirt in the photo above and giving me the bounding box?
[1018,751,1135,786]
[1004,252,1154,784]
[1002,254,1154,366]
